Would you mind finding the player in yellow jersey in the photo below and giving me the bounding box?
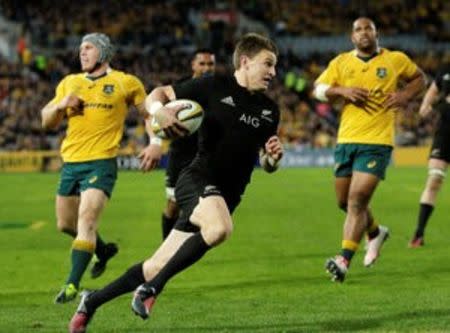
[313,17,426,282]
[41,33,152,302]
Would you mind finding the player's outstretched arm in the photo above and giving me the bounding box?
[260,136,283,173]
[138,118,163,172]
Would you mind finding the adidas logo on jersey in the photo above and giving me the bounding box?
[221,96,235,107]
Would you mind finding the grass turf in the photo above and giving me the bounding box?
[1,168,450,332]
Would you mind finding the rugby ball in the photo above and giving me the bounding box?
[151,99,204,139]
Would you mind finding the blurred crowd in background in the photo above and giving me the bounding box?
[0,0,449,153]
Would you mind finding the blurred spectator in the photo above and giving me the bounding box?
[0,0,449,153]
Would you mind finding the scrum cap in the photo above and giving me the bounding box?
[82,33,114,63]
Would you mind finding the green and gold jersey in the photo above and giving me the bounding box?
[50,69,146,162]
[315,48,418,146]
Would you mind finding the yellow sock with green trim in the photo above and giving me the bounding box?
[66,239,95,288]
[341,239,359,262]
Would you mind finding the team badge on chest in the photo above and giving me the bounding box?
[376,67,387,78]
[103,84,114,95]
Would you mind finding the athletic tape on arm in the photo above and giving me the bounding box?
[314,84,331,102]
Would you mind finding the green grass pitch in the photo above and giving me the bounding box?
[1,168,450,332]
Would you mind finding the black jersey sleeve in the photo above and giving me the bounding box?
[173,76,213,107]
[435,65,450,92]
[435,69,443,91]
[265,99,281,143]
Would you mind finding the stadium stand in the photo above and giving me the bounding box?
[0,0,449,157]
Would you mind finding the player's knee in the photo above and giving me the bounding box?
[77,214,97,234]
[428,168,446,191]
[190,196,233,246]
[428,179,443,193]
[56,219,76,236]
[78,207,98,224]
[347,194,369,214]
[201,220,233,246]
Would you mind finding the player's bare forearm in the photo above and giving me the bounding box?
[385,70,426,109]
[400,69,427,102]
[325,86,369,103]
[144,117,154,138]
[325,86,345,101]
[41,102,64,129]
[419,81,439,117]
[145,86,175,110]
[42,94,83,129]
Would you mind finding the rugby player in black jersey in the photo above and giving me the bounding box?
[143,49,216,239]
[69,33,283,332]
[410,64,450,247]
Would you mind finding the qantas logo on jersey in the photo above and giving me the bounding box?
[84,103,113,110]
[221,96,235,107]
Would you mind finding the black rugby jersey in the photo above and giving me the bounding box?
[435,65,450,123]
[173,74,279,197]
[168,76,200,159]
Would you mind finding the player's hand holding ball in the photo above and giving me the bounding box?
[154,103,189,139]
[150,99,203,139]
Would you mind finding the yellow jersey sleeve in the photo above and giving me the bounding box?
[124,74,146,107]
[389,52,418,80]
[49,75,72,106]
[315,56,342,86]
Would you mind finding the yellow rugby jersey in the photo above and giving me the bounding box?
[315,48,418,146]
[50,69,146,162]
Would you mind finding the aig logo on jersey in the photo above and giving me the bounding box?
[376,67,387,79]
[103,84,114,95]
[240,114,260,128]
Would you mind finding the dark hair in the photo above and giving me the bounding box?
[232,33,278,69]
[192,48,215,60]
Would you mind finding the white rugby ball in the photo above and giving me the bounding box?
[151,99,204,139]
